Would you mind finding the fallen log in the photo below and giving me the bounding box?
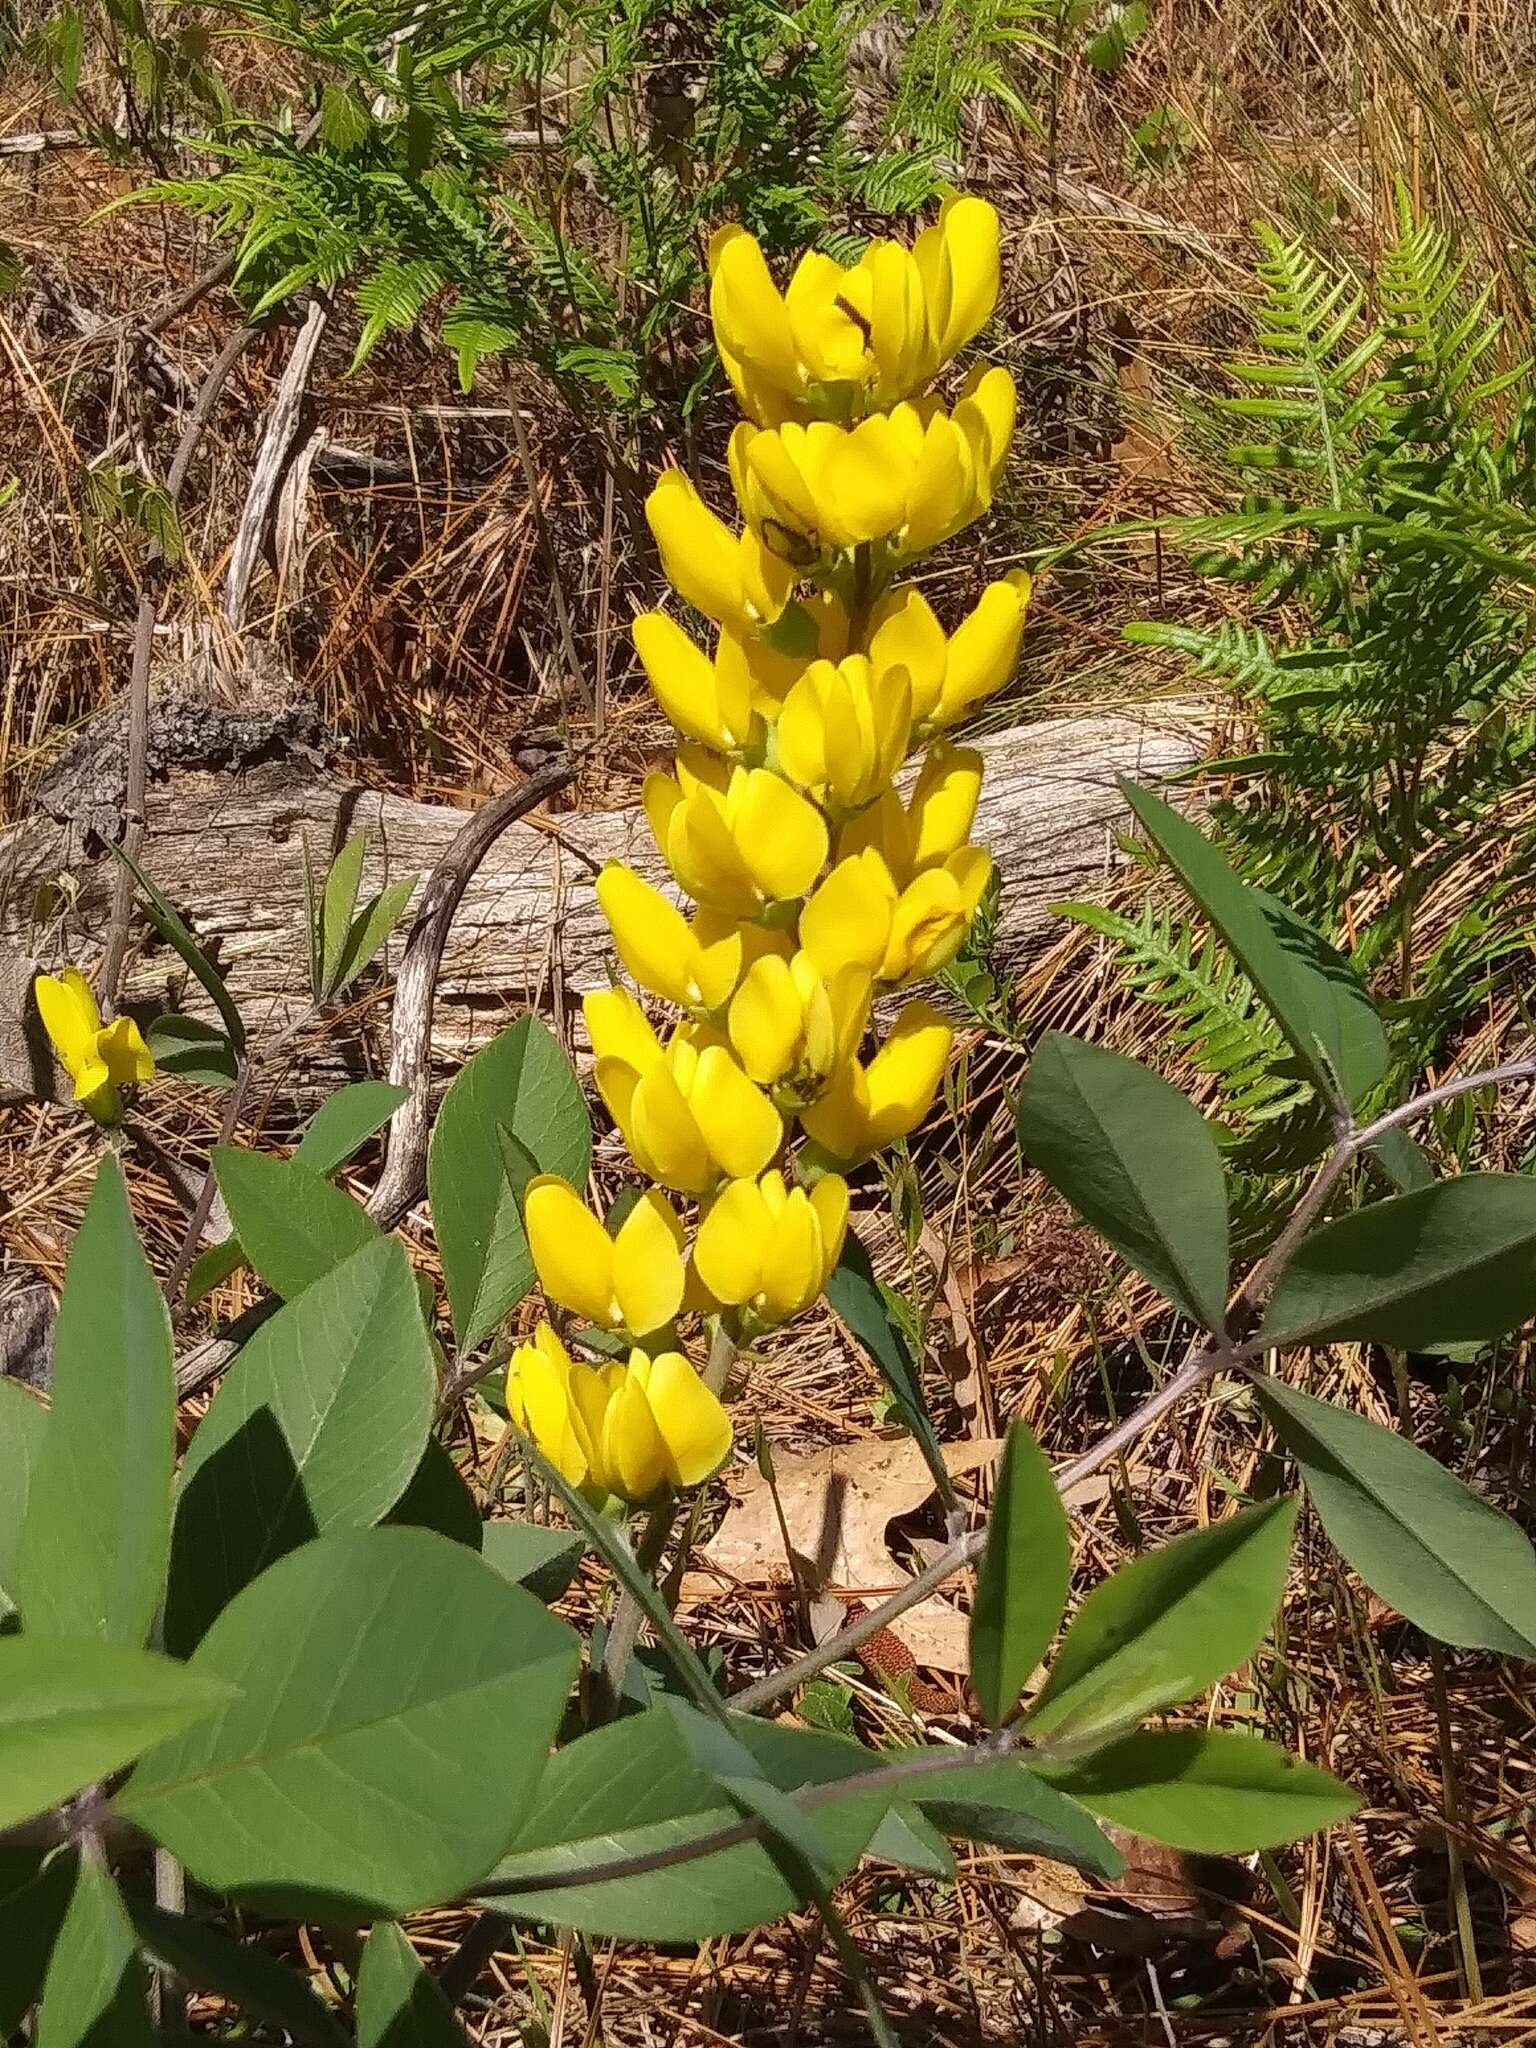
[0,698,1207,1105]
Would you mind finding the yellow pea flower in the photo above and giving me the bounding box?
[644,750,829,917]
[799,840,991,985]
[633,612,760,755]
[726,950,871,1094]
[646,468,794,633]
[727,371,1016,569]
[33,967,155,1124]
[507,1321,732,1504]
[869,574,1031,733]
[775,654,913,813]
[717,592,853,720]
[594,1022,782,1195]
[800,1002,955,1164]
[708,198,1001,424]
[694,1170,850,1325]
[839,743,984,881]
[595,863,778,1015]
[525,1173,687,1336]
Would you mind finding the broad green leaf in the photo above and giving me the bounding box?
[969,1420,1070,1726]
[1017,1032,1230,1328]
[320,829,366,996]
[355,1922,468,2048]
[120,1528,578,1917]
[386,1438,482,1550]
[128,1901,349,2047]
[1042,1728,1358,1851]
[35,1856,153,2048]
[672,1710,841,1880]
[0,1377,46,1618]
[0,1639,230,1833]
[16,1159,173,1646]
[480,1519,583,1601]
[188,1082,407,1306]
[296,1080,410,1173]
[866,1804,954,1878]
[1255,1377,1536,1656]
[0,1847,75,2032]
[1260,1175,1536,1351]
[485,1705,887,1941]
[165,1237,436,1653]
[145,1011,237,1087]
[908,1758,1122,1874]
[333,876,418,996]
[428,1016,590,1350]
[825,1230,951,1503]
[1122,783,1386,1109]
[1027,1498,1298,1746]
[212,1147,380,1300]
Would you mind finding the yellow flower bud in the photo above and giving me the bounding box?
[707,200,1001,425]
[800,1002,954,1164]
[33,967,155,1124]
[694,1170,850,1325]
[646,469,793,633]
[595,863,754,1014]
[507,1322,732,1504]
[869,576,1030,733]
[727,950,871,1092]
[633,612,759,754]
[775,654,913,813]
[525,1174,687,1336]
[644,752,829,917]
[595,1025,783,1195]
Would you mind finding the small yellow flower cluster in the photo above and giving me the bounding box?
[33,967,155,1125]
[516,197,1024,1506]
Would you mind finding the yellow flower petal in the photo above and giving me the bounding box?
[709,226,802,397]
[693,1176,766,1304]
[629,1063,716,1193]
[800,852,897,978]
[910,745,983,870]
[869,587,947,725]
[645,1351,734,1487]
[602,1371,668,1502]
[728,954,803,1085]
[525,1176,620,1327]
[689,1045,783,1179]
[33,970,98,1082]
[596,863,696,1010]
[584,984,663,1073]
[612,1190,687,1336]
[810,1175,851,1277]
[883,867,970,981]
[98,1014,155,1087]
[634,612,734,750]
[934,195,1001,358]
[865,1001,954,1144]
[938,576,1029,726]
[758,1188,822,1321]
[736,769,828,902]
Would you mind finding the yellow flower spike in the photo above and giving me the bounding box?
[800,1002,955,1164]
[644,758,829,917]
[506,1323,596,1489]
[646,468,793,633]
[694,1169,850,1326]
[33,966,155,1123]
[594,862,746,1013]
[914,195,1002,366]
[775,654,913,813]
[633,612,758,754]
[596,1029,783,1194]
[727,951,872,1091]
[524,1174,687,1336]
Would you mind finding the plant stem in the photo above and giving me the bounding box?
[593,1494,679,1715]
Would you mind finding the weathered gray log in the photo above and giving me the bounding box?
[0,700,1205,1104]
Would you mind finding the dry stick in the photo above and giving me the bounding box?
[98,317,269,1011]
[223,295,330,629]
[508,397,594,713]
[730,1055,1536,1716]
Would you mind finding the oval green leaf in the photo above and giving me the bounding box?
[212,1147,380,1300]
[969,1420,1071,1726]
[1017,1032,1230,1329]
[355,1922,468,2048]
[165,1236,437,1653]
[35,1857,154,2048]
[1027,1497,1298,1747]
[1260,1174,1536,1351]
[1042,1727,1359,1852]
[1255,1376,1536,1656]
[428,1016,591,1351]
[119,1527,578,1917]
[0,1637,233,1833]
[15,1159,174,1647]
